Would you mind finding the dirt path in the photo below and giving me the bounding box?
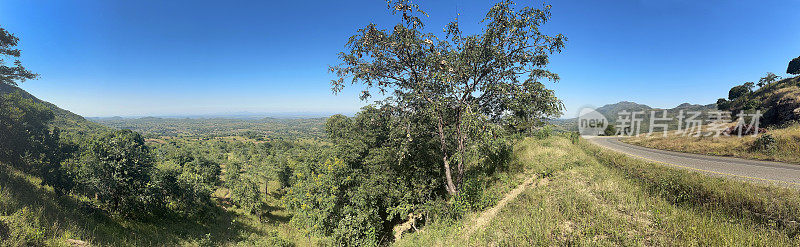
[463,174,549,238]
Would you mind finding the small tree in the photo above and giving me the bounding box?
[0,26,38,86]
[787,56,800,75]
[603,124,616,136]
[716,98,729,110]
[86,130,154,215]
[758,72,781,87]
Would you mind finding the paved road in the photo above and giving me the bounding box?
[586,137,800,188]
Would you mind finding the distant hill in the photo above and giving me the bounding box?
[91,116,328,139]
[0,83,108,134]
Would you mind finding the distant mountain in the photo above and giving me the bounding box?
[594,101,652,120]
[550,101,717,132]
[0,83,107,134]
[595,101,716,121]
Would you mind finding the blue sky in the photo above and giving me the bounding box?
[1,0,798,117]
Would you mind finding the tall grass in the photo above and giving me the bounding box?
[396,136,800,246]
[582,140,800,236]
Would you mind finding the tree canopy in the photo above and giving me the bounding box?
[0,26,38,86]
[758,72,781,87]
[330,0,565,195]
[788,56,800,75]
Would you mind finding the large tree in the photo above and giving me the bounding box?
[0,26,38,86]
[330,0,565,195]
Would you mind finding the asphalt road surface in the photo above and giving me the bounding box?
[586,136,800,188]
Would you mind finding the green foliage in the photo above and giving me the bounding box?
[728,83,753,100]
[569,131,580,144]
[741,99,761,110]
[758,72,781,87]
[0,26,38,86]
[0,207,47,246]
[533,125,553,139]
[224,162,263,214]
[79,130,155,216]
[787,56,800,75]
[285,158,383,246]
[716,98,729,110]
[92,117,326,140]
[330,0,565,195]
[0,92,72,194]
[235,231,294,247]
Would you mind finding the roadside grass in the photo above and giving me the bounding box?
[0,163,316,246]
[623,123,800,164]
[582,141,800,237]
[395,136,800,246]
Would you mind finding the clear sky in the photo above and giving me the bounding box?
[2,0,798,118]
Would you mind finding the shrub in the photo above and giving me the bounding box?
[716,98,730,110]
[751,133,777,152]
[603,124,616,136]
[228,176,262,214]
[534,125,553,139]
[0,207,47,246]
[741,99,761,110]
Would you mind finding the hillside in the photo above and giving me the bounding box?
[0,83,107,134]
[718,75,800,126]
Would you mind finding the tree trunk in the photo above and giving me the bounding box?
[455,110,465,192]
[437,115,457,195]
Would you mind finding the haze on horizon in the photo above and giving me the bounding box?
[1,0,798,118]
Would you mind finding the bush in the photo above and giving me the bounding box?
[0,207,47,246]
[82,130,154,216]
[228,176,262,214]
[235,231,294,247]
[534,125,553,139]
[603,124,616,136]
[741,99,761,110]
[751,134,777,152]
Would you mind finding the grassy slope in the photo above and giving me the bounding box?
[395,136,800,246]
[623,123,800,164]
